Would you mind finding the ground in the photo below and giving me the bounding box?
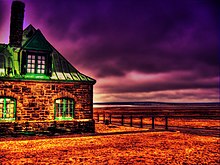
[0,123,219,165]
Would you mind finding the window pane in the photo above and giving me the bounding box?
[0,98,15,119]
[55,98,74,119]
[56,103,62,118]
[6,104,14,118]
[26,54,47,74]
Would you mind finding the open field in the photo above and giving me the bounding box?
[93,104,220,116]
[0,105,219,164]
[0,123,219,165]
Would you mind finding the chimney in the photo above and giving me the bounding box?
[9,1,25,47]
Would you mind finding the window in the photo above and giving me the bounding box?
[54,98,74,120]
[0,97,16,120]
[27,54,45,74]
[21,51,52,76]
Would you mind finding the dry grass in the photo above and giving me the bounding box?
[0,124,219,165]
[95,123,148,133]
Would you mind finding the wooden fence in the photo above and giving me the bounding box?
[94,113,220,131]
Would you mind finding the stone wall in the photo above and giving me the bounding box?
[0,120,95,136]
[0,80,95,135]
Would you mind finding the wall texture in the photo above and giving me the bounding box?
[0,80,95,135]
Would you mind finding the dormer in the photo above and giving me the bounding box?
[20,26,53,79]
[0,1,95,84]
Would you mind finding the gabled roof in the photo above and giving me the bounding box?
[0,24,96,84]
[22,25,52,52]
[22,30,53,52]
[22,24,36,44]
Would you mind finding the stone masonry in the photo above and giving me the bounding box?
[0,80,95,135]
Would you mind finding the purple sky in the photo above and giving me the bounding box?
[0,0,219,102]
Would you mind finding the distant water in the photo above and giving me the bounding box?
[93,102,220,108]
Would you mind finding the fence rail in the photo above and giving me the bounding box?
[94,113,220,133]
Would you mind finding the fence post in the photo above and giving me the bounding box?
[97,113,99,122]
[130,115,132,127]
[121,115,124,126]
[109,114,112,124]
[140,116,143,128]
[103,113,105,123]
[165,116,168,130]
[152,116,155,129]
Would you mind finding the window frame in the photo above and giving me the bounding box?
[21,51,52,76]
[26,53,46,74]
[0,97,16,121]
[54,98,75,120]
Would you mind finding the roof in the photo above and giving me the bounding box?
[0,24,96,84]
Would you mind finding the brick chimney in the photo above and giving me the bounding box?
[9,1,25,47]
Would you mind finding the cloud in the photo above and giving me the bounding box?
[95,71,219,94]
[51,0,217,80]
[94,88,219,103]
[0,0,219,102]
[25,0,220,102]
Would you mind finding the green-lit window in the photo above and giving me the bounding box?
[54,98,74,120]
[0,97,16,120]
[27,54,45,74]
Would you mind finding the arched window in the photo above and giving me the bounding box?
[54,98,74,120]
[0,97,16,120]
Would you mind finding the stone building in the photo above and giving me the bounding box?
[0,1,96,135]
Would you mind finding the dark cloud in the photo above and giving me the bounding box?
[98,73,219,94]
[57,0,217,79]
[25,0,106,40]
[1,0,219,102]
